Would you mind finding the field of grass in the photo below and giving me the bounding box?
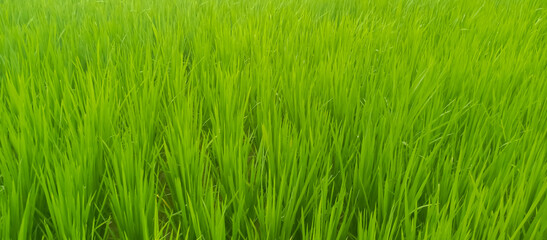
[1,0,546,239]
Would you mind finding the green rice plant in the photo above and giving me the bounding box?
[0,0,546,239]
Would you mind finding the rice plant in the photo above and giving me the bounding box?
[0,0,546,239]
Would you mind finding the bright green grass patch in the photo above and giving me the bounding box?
[0,0,546,239]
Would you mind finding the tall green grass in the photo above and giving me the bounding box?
[1,0,546,239]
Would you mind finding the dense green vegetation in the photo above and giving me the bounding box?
[1,0,546,239]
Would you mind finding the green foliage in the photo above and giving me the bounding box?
[1,0,546,239]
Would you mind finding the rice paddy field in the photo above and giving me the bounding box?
[1,0,546,239]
